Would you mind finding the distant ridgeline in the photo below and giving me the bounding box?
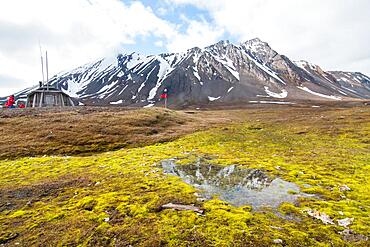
[9,38,370,107]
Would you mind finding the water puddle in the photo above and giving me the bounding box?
[161,159,308,209]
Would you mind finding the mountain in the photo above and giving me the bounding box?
[9,38,370,106]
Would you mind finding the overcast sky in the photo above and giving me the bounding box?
[1,0,369,97]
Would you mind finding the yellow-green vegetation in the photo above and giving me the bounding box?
[0,106,369,246]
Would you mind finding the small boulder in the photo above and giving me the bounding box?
[337,218,354,228]
[339,185,351,192]
[340,229,368,242]
[304,209,334,225]
[273,239,283,244]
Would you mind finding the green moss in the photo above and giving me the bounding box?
[11,210,27,218]
[0,232,19,245]
[0,107,369,246]
[78,197,98,211]
[279,202,301,216]
[287,190,298,195]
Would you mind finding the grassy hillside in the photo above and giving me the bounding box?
[0,105,369,246]
[0,107,214,159]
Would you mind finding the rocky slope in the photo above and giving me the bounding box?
[11,38,370,106]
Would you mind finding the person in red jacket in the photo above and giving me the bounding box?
[18,102,26,108]
[5,95,15,108]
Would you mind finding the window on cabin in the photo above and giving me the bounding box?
[45,94,55,106]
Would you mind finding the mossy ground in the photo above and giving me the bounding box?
[0,105,369,246]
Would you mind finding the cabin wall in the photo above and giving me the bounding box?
[27,92,74,107]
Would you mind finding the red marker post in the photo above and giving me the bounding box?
[160,89,168,109]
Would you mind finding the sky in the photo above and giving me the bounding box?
[0,0,369,97]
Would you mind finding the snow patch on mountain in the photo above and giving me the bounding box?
[208,96,221,101]
[243,51,285,85]
[126,53,144,70]
[110,99,123,105]
[148,56,174,101]
[297,86,341,100]
[144,103,155,108]
[264,86,288,99]
[212,55,240,81]
[62,79,81,98]
[192,52,202,82]
[249,100,295,105]
[294,60,317,71]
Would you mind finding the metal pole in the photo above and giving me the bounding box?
[40,56,45,86]
[46,51,49,91]
[164,88,168,109]
[39,42,45,86]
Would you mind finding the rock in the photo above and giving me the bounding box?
[194,192,207,202]
[302,183,313,188]
[337,218,354,227]
[304,209,335,225]
[270,226,283,231]
[273,239,283,244]
[340,229,368,242]
[339,185,351,192]
[196,198,207,202]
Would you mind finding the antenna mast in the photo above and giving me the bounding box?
[39,43,45,86]
[45,51,49,91]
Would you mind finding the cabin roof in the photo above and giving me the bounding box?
[27,86,71,97]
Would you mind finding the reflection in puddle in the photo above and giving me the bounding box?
[161,159,306,209]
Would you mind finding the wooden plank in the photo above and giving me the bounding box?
[161,203,204,214]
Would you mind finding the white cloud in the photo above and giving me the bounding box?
[0,0,177,96]
[155,40,164,48]
[1,0,369,97]
[166,17,224,52]
[157,7,169,16]
[165,0,370,75]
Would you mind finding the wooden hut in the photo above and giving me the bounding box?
[26,85,74,108]
[27,50,75,108]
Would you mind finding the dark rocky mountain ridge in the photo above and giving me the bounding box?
[8,38,370,107]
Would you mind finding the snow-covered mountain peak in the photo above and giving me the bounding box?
[117,52,146,69]
[187,46,203,55]
[205,40,233,53]
[242,38,271,51]
[240,38,279,66]
[293,60,329,78]
[214,40,231,47]
[294,60,318,70]
[243,37,265,45]
[9,39,370,105]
